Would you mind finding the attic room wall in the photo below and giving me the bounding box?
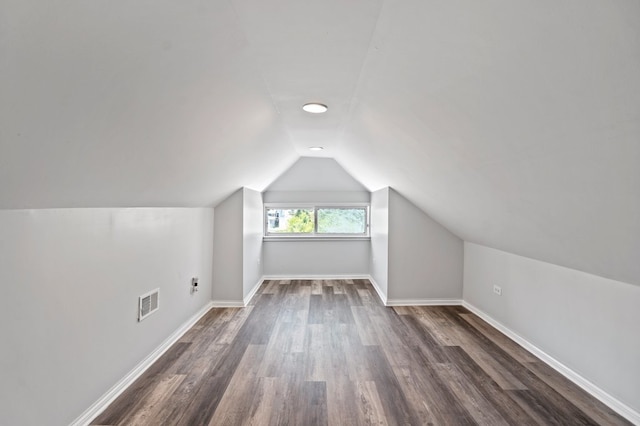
[387,189,464,302]
[212,189,244,303]
[262,191,371,276]
[464,242,640,419]
[369,187,389,301]
[242,188,264,300]
[212,188,265,304]
[263,157,370,277]
[0,208,213,426]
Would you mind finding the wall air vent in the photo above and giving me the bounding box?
[138,288,159,321]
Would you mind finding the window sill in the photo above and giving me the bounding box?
[263,236,371,242]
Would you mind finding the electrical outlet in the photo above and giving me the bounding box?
[191,277,199,293]
[493,285,502,296]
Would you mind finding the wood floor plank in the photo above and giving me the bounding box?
[145,354,221,425]
[341,324,374,381]
[343,280,364,306]
[331,279,346,294]
[246,376,281,426]
[524,360,632,426]
[367,309,419,369]
[354,380,389,425]
[450,323,528,390]
[434,362,510,426]
[303,323,326,382]
[297,380,329,426]
[334,294,356,324]
[216,306,254,345]
[311,280,323,295]
[258,279,279,295]
[91,279,631,426]
[207,344,266,426]
[459,312,539,363]
[326,377,361,426]
[443,346,539,425]
[289,309,309,353]
[408,305,462,347]
[173,340,247,426]
[308,294,324,324]
[91,341,191,425]
[450,313,601,425]
[392,358,477,425]
[388,366,438,425]
[363,345,419,425]
[398,313,449,363]
[121,374,185,426]
[351,306,380,346]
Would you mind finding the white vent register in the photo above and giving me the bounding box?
[138,288,159,321]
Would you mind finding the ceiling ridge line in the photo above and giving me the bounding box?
[334,0,387,154]
[225,0,297,153]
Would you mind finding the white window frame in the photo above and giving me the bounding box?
[263,203,370,241]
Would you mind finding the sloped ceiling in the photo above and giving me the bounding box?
[1,1,638,285]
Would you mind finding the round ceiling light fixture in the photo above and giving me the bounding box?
[302,103,328,113]
[308,146,324,151]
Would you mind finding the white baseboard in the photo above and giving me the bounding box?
[462,301,640,425]
[263,274,370,280]
[243,277,265,306]
[211,300,245,308]
[70,301,214,426]
[387,298,462,306]
[71,291,638,425]
[366,275,388,305]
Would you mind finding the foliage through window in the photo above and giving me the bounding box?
[265,205,369,237]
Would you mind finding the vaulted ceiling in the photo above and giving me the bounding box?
[1,0,638,285]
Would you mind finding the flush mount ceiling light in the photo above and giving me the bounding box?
[308,146,324,151]
[302,103,328,113]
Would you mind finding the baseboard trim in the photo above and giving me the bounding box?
[366,275,388,306]
[263,274,370,280]
[243,278,264,306]
[462,301,640,425]
[387,298,462,306]
[70,301,214,426]
[211,300,245,308]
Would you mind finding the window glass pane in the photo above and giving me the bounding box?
[266,208,314,233]
[317,208,366,234]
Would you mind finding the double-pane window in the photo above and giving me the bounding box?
[265,205,369,237]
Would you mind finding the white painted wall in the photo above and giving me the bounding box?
[463,242,640,417]
[263,157,372,277]
[0,208,213,426]
[212,189,244,302]
[242,188,264,299]
[369,187,389,301]
[263,240,370,277]
[387,189,463,301]
[263,190,370,204]
[266,157,369,192]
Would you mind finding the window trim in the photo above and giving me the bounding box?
[263,203,370,241]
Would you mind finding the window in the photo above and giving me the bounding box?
[265,204,369,238]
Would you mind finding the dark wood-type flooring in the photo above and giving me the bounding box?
[92,279,630,425]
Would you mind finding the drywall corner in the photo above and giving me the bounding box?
[212,189,244,302]
[242,188,264,300]
[387,188,463,300]
[370,187,390,300]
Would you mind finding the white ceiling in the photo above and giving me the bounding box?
[1,0,638,285]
